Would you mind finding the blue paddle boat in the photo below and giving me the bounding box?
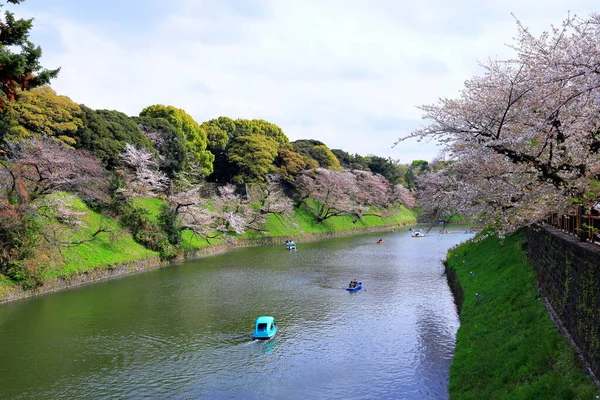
[346,282,362,291]
[252,316,278,340]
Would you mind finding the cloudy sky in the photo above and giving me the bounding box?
[14,0,598,163]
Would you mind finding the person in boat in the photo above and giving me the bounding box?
[349,279,358,288]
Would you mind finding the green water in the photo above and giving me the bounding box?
[0,227,473,399]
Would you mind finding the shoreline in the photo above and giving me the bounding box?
[0,224,402,305]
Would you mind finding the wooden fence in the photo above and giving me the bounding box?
[545,209,600,244]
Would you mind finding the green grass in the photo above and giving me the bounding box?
[250,201,417,238]
[39,193,158,278]
[131,197,165,220]
[448,230,599,399]
[180,230,223,250]
[177,200,417,248]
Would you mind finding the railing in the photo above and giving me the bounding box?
[545,211,600,244]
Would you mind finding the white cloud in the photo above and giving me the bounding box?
[20,0,599,162]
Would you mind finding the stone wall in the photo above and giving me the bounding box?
[527,225,600,381]
[444,259,464,316]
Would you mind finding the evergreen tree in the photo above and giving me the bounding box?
[0,0,59,112]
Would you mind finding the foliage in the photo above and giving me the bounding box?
[447,230,598,399]
[204,117,289,183]
[404,159,429,190]
[227,130,278,184]
[292,139,326,157]
[398,13,600,234]
[119,204,175,260]
[202,116,236,151]
[140,104,214,178]
[0,201,40,288]
[74,106,154,168]
[366,155,403,185]
[158,203,181,245]
[5,86,82,144]
[135,116,187,179]
[233,118,288,144]
[309,144,342,171]
[292,139,340,170]
[0,0,59,115]
[274,143,310,183]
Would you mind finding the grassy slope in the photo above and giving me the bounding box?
[41,194,158,279]
[247,201,417,238]
[180,200,417,249]
[131,197,165,219]
[0,197,415,292]
[447,230,598,399]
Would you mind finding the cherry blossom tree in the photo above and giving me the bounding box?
[119,143,169,197]
[5,137,108,202]
[168,183,266,242]
[294,168,410,222]
[391,183,416,209]
[396,13,600,233]
[257,175,294,217]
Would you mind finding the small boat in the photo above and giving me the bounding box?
[376,239,385,244]
[411,231,425,238]
[346,282,362,291]
[252,316,278,340]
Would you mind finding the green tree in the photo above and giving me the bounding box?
[203,117,289,183]
[274,143,310,182]
[405,159,429,190]
[234,118,288,144]
[331,148,353,169]
[135,116,187,179]
[0,0,59,118]
[292,139,342,170]
[227,129,278,184]
[202,116,236,151]
[309,144,342,171]
[202,116,236,183]
[75,106,154,168]
[139,104,214,178]
[6,86,82,145]
[292,139,326,157]
[367,156,402,185]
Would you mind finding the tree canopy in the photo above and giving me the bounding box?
[227,129,278,184]
[74,106,154,168]
[0,0,59,114]
[5,86,82,145]
[140,104,214,178]
[135,116,187,179]
[397,13,600,234]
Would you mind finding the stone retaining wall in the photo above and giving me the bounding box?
[527,225,600,382]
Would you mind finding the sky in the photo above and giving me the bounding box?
[13,0,599,163]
